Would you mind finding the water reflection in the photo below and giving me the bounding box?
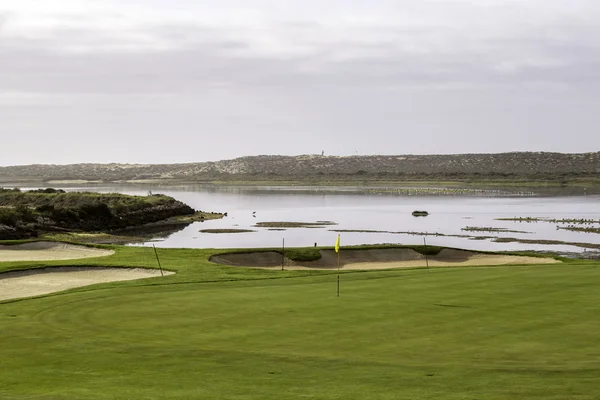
[20,184,600,253]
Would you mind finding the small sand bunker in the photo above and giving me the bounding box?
[0,267,173,301]
[0,242,114,262]
[211,251,284,267]
[211,248,560,270]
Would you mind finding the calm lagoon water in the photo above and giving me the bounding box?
[42,184,600,254]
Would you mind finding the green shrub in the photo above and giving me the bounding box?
[0,209,19,226]
[0,188,21,193]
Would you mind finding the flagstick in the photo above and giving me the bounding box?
[152,244,164,277]
[424,237,429,268]
[336,234,341,297]
[337,249,340,297]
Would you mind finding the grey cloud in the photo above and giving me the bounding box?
[1,1,599,165]
[2,20,600,99]
[0,11,11,31]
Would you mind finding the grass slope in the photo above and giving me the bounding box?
[0,246,599,399]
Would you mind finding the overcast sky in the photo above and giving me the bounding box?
[1,0,599,165]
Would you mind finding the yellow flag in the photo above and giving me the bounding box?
[335,235,340,253]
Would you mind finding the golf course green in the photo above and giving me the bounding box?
[1,244,599,399]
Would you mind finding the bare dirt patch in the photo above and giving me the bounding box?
[211,248,560,270]
[0,267,173,301]
[0,242,114,262]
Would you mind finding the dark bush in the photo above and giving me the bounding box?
[78,203,113,219]
[27,188,66,194]
[0,188,21,193]
[0,209,19,226]
[36,204,56,214]
[15,204,36,223]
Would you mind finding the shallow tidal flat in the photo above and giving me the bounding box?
[11,183,599,254]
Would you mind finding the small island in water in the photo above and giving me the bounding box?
[0,188,223,241]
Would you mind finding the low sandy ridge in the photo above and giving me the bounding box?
[211,248,560,270]
[0,267,173,301]
[0,241,114,262]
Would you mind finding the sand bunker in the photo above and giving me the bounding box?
[0,242,114,262]
[212,251,285,267]
[0,267,173,301]
[211,248,560,270]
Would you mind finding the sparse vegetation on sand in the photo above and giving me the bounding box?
[199,229,255,234]
[462,226,530,234]
[331,229,391,234]
[549,218,600,224]
[254,221,337,228]
[497,217,600,226]
[493,237,600,250]
[412,210,429,217]
[175,212,225,223]
[331,229,470,238]
[330,228,600,250]
[496,217,544,222]
[365,187,535,196]
[557,226,600,234]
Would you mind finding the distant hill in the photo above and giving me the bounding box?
[1,152,599,184]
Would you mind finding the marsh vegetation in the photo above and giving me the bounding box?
[200,229,256,234]
[254,221,337,229]
[462,226,530,234]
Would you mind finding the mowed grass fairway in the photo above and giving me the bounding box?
[1,246,600,399]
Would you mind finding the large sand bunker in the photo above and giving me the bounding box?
[0,267,173,301]
[211,248,560,270]
[0,242,114,262]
